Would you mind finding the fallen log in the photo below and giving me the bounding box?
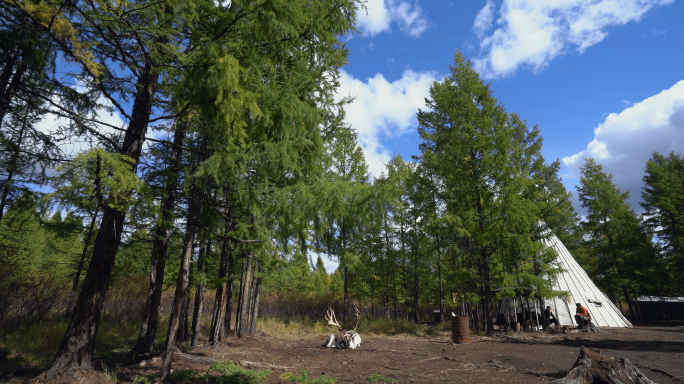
[550,347,655,384]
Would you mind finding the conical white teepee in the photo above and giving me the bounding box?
[540,230,632,328]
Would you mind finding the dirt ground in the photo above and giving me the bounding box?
[5,324,684,383]
[105,324,684,383]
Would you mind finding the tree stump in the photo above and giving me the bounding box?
[551,347,655,384]
[585,322,604,333]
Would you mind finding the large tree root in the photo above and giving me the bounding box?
[550,347,655,384]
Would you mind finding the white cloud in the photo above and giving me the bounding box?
[473,0,673,78]
[356,0,430,38]
[563,80,684,209]
[472,0,495,39]
[337,69,437,177]
[322,256,339,274]
[35,95,125,160]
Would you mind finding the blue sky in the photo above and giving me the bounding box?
[337,0,684,215]
[28,0,684,272]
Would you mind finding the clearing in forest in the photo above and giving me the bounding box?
[14,324,682,384]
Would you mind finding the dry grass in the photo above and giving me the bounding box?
[0,315,172,373]
[256,315,453,338]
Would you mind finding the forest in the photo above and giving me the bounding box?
[1,0,683,381]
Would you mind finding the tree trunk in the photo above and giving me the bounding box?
[190,241,209,350]
[249,272,262,334]
[539,298,548,331]
[519,295,527,331]
[413,252,419,323]
[224,248,235,335]
[66,207,99,319]
[46,49,158,377]
[622,285,637,323]
[209,238,230,345]
[0,112,27,223]
[400,221,410,321]
[185,285,192,340]
[47,208,125,374]
[472,303,479,332]
[0,168,15,223]
[133,120,187,356]
[176,262,193,342]
[343,266,349,323]
[551,347,656,384]
[46,85,157,370]
[437,241,444,323]
[234,255,245,332]
[0,44,28,127]
[244,267,255,329]
[658,294,671,324]
[159,186,202,381]
[632,289,644,322]
[237,255,253,336]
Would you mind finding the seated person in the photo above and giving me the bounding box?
[544,306,559,327]
[575,303,592,328]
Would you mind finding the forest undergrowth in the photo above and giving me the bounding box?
[0,294,450,376]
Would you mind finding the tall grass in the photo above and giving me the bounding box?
[259,292,439,323]
[0,315,172,371]
[257,315,452,338]
[1,280,451,377]
[0,276,171,373]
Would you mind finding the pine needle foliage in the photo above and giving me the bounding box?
[416,51,574,334]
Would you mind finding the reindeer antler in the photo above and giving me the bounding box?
[325,306,342,331]
[353,302,361,332]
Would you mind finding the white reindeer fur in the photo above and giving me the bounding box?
[325,331,361,350]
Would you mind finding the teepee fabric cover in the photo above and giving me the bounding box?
[540,230,632,328]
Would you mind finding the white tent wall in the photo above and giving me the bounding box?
[540,230,632,328]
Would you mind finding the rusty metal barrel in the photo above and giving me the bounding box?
[451,316,470,344]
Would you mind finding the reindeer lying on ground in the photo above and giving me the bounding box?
[324,303,362,350]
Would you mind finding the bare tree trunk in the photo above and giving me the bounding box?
[632,289,644,322]
[47,55,158,378]
[133,121,187,355]
[539,298,548,331]
[234,254,245,332]
[159,186,202,381]
[209,238,230,345]
[224,248,235,335]
[400,222,410,321]
[237,255,253,336]
[413,248,419,323]
[472,303,479,332]
[176,262,193,342]
[249,272,262,334]
[0,44,28,129]
[47,205,127,376]
[659,294,671,324]
[0,112,26,223]
[190,241,209,350]
[622,285,637,323]
[437,240,444,323]
[66,207,99,319]
[343,266,349,322]
[341,231,349,323]
[519,295,527,331]
[0,168,15,224]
